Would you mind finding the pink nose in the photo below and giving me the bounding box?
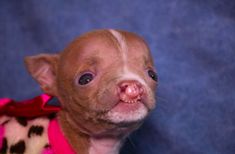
[118,80,144,102]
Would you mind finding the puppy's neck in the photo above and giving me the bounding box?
[89,137,122,154]
[58,111,90,154]
[58,111,124,154]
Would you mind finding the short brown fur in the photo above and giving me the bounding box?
[24,29,157,154]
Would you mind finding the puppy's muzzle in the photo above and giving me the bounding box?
[117,80,144,104]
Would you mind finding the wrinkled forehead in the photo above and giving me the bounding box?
[59,30,153,74]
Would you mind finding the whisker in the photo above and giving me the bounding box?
[155,95,169,112]
[156,95,168,103]
[127,136,136,149]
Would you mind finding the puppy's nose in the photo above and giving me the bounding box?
[118,80,144,102]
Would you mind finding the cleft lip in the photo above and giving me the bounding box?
[120,95,142,104]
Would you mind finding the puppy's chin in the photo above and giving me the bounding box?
[105,100,149,125]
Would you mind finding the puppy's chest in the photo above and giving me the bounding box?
[0,115,54,154]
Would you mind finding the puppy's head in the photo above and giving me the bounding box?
[25,29,157,136]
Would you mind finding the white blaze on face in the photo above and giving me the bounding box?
[109,29,128,66]
[108,29,150,123]
[108,29,147,86]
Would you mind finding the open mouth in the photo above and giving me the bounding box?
[120,95,142,104]
[114,101,145,114]
[105,97,148,124]
[104,80,150,123]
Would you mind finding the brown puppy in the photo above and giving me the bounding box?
[25,29,157,154]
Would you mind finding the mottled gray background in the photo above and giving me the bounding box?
[0,0,235,154]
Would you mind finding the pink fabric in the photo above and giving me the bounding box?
[0,98,11,108]
[0,98,8,150]
[48,119,76,154]
[42,148,55,154]
[0,95,76,153]
[0,126,4,150]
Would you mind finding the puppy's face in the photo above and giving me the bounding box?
[25,29,157,136]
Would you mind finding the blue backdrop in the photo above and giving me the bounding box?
[0,0,235,154]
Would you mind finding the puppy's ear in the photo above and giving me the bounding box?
[24,54,59,96]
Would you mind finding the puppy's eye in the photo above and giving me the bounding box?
[78,73,94,85]
[148,69,158,82]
